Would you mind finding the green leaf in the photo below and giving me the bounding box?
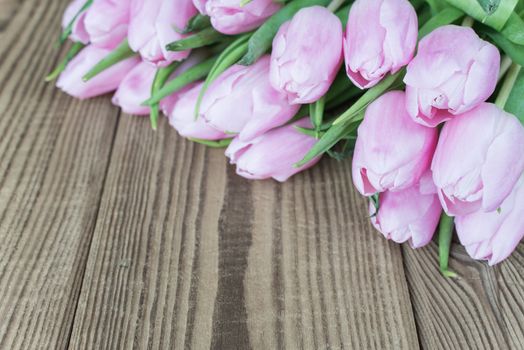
[480,23,524,66]
[238,0,330,66]
[180,14,211,34]
[166,27,224,51]
[503,66,524,124]
[82,38,136,81]
[194,33,251,118]
[425,0,449,14]
[143,56,217,106]
[332,70,404,126]
[295,126,321,138]
[149,62,182,130]
[295,115,362,167]
[438,213,458,278]
[188,137,233,148]
[45,42,85,81]
[324,71,362,104]
[500,12,524,45]
[418,6,464,38]
[335,4,350,25]
[476,0,500,15]
[59,0,93,45]
[444,0,518,30]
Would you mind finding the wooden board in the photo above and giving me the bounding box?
[1,0,524,349]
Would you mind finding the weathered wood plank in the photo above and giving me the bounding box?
[69,115,419,349]
[0,0,120,349]
[402,242,512,350]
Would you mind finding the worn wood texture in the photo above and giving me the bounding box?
[0,0,119,349]
[2,0,524,349]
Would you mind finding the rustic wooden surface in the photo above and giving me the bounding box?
[1,0,524,349]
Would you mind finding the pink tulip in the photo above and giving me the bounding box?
[162,82,227,140]
[344,0,417,89]
[112,61,156,115]
[192,0,207,14]
[456,177,524,265]
[404,25,500,127]
[270,6,343,104]
[225,119,321,182]
[206,0,280,35]
[432,103,524,216]
[370,172,442,248]
[128,0,197,66]
[62,0,90,44]
[57,45,140,99]
[84,0,130,49]
[200,55,300,142]
[352,91,438,196]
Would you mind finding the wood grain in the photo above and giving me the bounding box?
[3,0,524,349]
[68,115,419,349]
[0,0,119,348]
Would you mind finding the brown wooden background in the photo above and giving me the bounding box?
[1,0,524,349]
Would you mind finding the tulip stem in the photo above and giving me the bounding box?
[327,0,345,12]
[498,55,513,82]
[438,213,457,278]
[150,62,182,130]
[495,63,522,109]
[461,16,474,27]
[45,42,85,82]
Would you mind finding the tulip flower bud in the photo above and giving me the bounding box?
[432,103,524,216]
[456,177,524,265]
[205,0,280,35]
[57,45,140,99]
[163,82,227,140]
[344,0,417,89]
[269,6,343,104]
[352,91,438,196]
[112,61,156,115]
[62,0,90,44]
[370,172,442,248]
[404,25,500,127]
[128,0,197,66]
[200,55,300,142]
[225,119,321,182]
[84,0,131,49]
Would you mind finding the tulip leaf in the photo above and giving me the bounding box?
[418,6,464,38]
[295,115,362,167]
[332,70,404,126]
[194,33,252,118]
[82,39,136,81]
[180,14,211,34]
[45,42,85,81]
[438,213,458,278]
[166,27,224,51]
[479,23,524,66]
[326,137,356,161]
[476,0,500,15]
[335,4,350,26]
[500,12,524,45]
[149,61,181,130]
[59,0,93,45]
[503,66,524,124]
[188,137,233,148]
[143,56,217,106]
[238,0,330,66]
[444,0,517,31]
[425,0,449,13]
[324,71,362,104]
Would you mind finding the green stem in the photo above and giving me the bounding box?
[495,63,522,109]
[82,39,135,81]
[166,27,223,51]
[150,62,182,130]
[309,96,325,139]
[45,42,85,81]
[498,55,513,81]
[188,137,233,148]
[438,213,457,278]
[461,16,475,27]
[143,56,217,106]
[327,0,345,12]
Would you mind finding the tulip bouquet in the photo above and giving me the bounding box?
[48,0,524,274]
